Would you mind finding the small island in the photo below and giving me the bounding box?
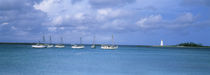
[173,42,210,48]
[150,42,210,48]
[177,42,203,47]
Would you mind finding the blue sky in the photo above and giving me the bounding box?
[0,0,210,45]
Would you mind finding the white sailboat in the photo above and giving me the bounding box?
[55,37,65,48]
[101,35,118,50]
[32,35,47,48]
[47,36,54,48]
[72,37,85,49]
[32,41,47,48]
[91,36,96,48]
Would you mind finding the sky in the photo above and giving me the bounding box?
[0,0,210,46]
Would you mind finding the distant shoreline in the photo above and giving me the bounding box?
[0,42,210,48]
[0,42,35,45]
[0,42,144,46]
[150,45,210,48]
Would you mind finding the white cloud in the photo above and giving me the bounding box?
[47,26,65,32]
[33,0,128,24]
[60,27,65,30]
[48,27,57,31]
[34,0,200,35]
[2,22,8,25]
[136,13,196,29]
[76,26,88,30]
[136,15,162,29]
[33,0,130,34]
[1,22,9,27]
[97,8,111,15]
[101,19,128,30]
[34,0,92,26]
[34,0,58,13]
[52,16,63,25]
[175,13,194,23]
[74,13,85,20]
[96,8,124,21]
[11,26,17,30]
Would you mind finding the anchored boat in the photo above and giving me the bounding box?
[101,35,118,50]
[55,37,65,48]
[72,37,85,49]
[32,41,47,48]
[47,35,54,48]
[32,35,47,48]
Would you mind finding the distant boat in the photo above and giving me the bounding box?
[101,35,118,50]
[32,41,47,48]
[72,37,85,49]
[32,35,47,48]
[91,36,96,48]
[55,37,65,48]
[47,35,54,48]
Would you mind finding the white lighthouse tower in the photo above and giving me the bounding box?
[160,40,164,46]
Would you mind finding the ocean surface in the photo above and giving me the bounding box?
[0,44,210,75]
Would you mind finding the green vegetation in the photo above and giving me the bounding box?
[0,42,35,45]
[177,42,203,47]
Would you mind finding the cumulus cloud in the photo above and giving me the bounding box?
[96,8,127,21]
[136,13,197,29]
[48,27,57,31]
[34,0,91,27]
[2,22,8,25]
[89,0,136,8]
[1,0,210,44]
[33,0,210,37]
[34,0,91,22]
[0,0,48,40]
[11,26,17,30]
[1,22,9,26]
[33,0,130,33]
[175,13,194,23]
[136,15,162,29]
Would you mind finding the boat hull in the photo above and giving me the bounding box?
[91,45,96,48]
[32,45,47,48]
[72,45,85,49]
[101,45,118,50]
[55,45,65,48]
[47,45,54,48]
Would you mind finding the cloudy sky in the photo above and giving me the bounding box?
[0,0,210,45]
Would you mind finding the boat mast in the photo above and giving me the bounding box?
[61,37,63,44]
[49,35,52,44]
[93,36,95,45]
[112,35,114,46]
[80,37,82,45]
[42,35,46,43]
[38,41,40,44]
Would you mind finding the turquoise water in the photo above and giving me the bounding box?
[0,44,210,75]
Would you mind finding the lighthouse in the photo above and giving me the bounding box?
[161,40,163,46]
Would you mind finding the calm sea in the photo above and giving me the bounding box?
[0,44,210,75]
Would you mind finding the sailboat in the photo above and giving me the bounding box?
[101,35,118,50]
[32,35,47,48]
[47,36,54,48]
[72,37,85,49]
[55,37,65,48]
[91,36,96,48]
